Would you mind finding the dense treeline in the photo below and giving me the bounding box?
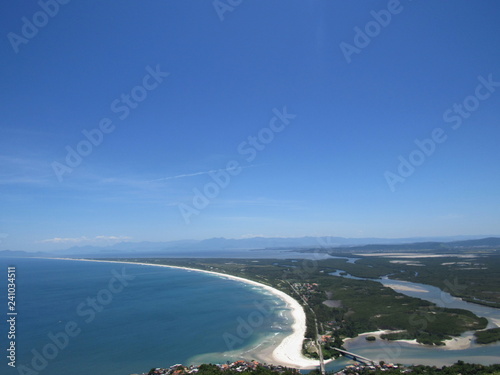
[348,361,500,375]
[305,274,486,345]
[166,362,500,375]
[300,252,500,308]
[475,328,500,344]
[195,364,298,375]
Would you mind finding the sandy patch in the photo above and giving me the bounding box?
[488,318,500,328]
[323,300,342,308]
[356,253,477,259]
[442,334,474,350]
[382,283,429,293]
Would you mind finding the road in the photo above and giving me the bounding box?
[286,281,326,375]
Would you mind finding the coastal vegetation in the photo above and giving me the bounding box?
[301,275,486,347]
[108,257,490,358]
[474,328,500,344]
[144,361,299,375]
[300,241,500,308]
[332,361,500,375]
[142,361,500,375]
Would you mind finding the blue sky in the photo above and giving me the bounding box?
[1,0,500,251]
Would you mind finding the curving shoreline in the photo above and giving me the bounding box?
[50,258,324,369]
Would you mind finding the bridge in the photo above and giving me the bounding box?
[332,348,375,366]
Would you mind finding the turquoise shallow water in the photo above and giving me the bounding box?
[0,258,290,375]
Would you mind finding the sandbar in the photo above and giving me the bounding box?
[442,334,474,350]
[382,283,429,293]
[344,329,475,350]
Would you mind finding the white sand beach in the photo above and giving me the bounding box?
[343,329,402,343]
[52,258,324,369]
[382,283,430,293]
[489,317,500,328]
[356,253,478,259]
[344,329,474,350]
[347,329,472,350]
[442,334,474,350]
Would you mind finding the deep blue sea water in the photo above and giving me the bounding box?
[0,258,290,375]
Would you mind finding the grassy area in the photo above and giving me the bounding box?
[306,274,487,346]
[475,328,500,344]
[302,253,500,308]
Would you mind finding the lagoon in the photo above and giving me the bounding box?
[329,269,500,367]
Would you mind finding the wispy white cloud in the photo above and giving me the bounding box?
[239,234,279,239]
[39,237,89,244]
[148,170,221,182]
[39,235,131,244]
[148,164,259,183]
[0,155,53,186]
[219,197,305,209]
[94,235,132,241]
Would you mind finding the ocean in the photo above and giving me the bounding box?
[0,258,291,375]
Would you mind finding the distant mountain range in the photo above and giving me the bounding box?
[1,235,499,258]
[302,237,500,254]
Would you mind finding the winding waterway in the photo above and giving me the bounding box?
[326,270,500,367]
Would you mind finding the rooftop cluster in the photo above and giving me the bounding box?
[139,360,300,375]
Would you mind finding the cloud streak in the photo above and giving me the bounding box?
[40,235,131,244]
[148,164,259,183]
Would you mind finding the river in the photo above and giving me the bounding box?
[325,269,500,367]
